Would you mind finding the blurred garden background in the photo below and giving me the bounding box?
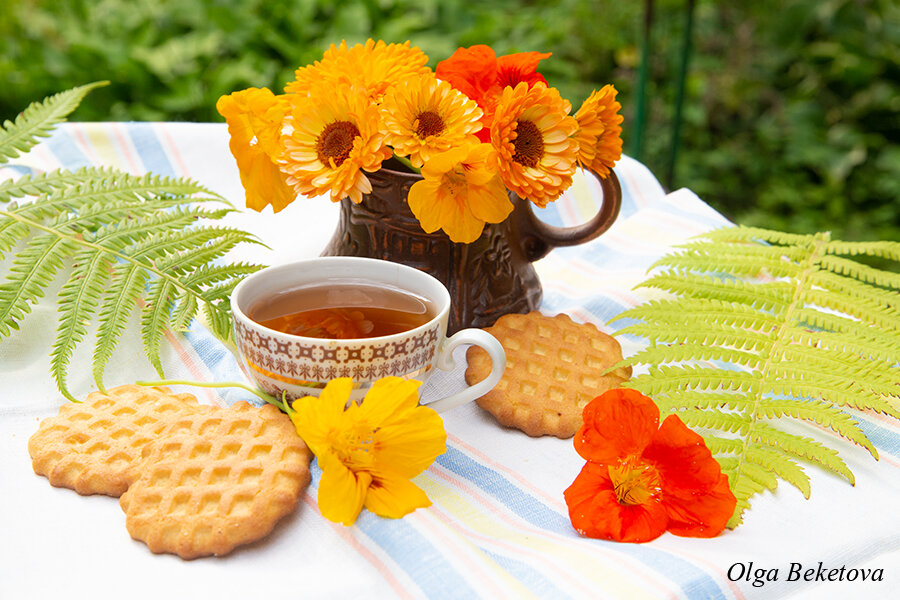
[2,0,898,245]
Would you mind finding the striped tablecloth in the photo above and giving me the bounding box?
[1,123,897,600]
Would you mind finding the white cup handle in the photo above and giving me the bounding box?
[424,328,506,413]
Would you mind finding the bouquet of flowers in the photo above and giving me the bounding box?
[218,40,623,243]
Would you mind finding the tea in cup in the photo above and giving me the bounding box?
[230,257,506,412]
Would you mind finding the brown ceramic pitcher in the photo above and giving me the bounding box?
[321,165,622,334]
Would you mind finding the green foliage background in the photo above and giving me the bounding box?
[2,0,898,243]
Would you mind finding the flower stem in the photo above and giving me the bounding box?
[136,379,288,412]
[391,153,420,174]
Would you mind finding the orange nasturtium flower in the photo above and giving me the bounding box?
[215,87,295,213]
[564,388,737,543]
[490,82,579,208]
[285,39,430,103]
[290,377,447,526]
[380,74,484,168]
[436,45,551,139]
[407,143,512,244]
[573,84,624,179]
[280,83,391,204]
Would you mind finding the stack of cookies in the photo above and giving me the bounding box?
[466,312,632,438]
[28,385,311,559]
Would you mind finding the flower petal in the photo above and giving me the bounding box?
[290,378,354,454]
[364,472,432,519]
[663,473,736,538]
[642,414,723,494]
[574,388,659,464]
[564,462,668,543]
[317,452,372,526]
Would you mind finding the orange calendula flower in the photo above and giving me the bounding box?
[286,39,430,103]
[490,82,579,208]
[215,88,295,213]
[290,377,447,526]
[436,45,551,140]
[407,143,512,243]
[280,83,391,204]
[380,75,483,168]
[564,388,737,543]
[574,84,624,179]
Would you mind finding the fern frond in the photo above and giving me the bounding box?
[614,224,900,527]
[756,398,876,456]
[617,343,764,372]
[0,82,108,164]
[743,446,810,498]
[51,248,114,400]
[654,248,802,279]
[0,234,75,337]
[92,263,150,389]
[750,423,855,484]
[822,240,900,262]
[0,86,264,399]
[140,279,176,378]
[637,273,793,311]
[700,225,819,247]
[817,254,900,290]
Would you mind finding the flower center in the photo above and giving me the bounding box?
[317,120,360,167]
[415,111,445,139]
[608,461,662,506]
[512,119,543,168]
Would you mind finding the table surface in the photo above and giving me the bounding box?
[1,122,898,600]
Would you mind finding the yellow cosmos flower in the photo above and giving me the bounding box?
[574,84,624,179]
[215,88,295,213]
[285,39,431,103]
[407,143,512,243]
[490,82,579,208]
[280,83,391,204]
[290,377,447,526]
[380,75,483,168]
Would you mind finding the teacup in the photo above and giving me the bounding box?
[230,256,506,413]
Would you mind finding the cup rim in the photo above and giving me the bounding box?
[230,256,451,344]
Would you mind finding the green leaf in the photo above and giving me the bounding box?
[615,225,900,528]
[0,86,264,398]
[0,82,109,164]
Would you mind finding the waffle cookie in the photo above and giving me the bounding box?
[28,385,201,496]
[466,312,631,438]
[119,401,311,559]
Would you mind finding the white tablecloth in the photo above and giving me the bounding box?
[1,123,897,600]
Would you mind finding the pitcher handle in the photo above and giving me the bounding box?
[517,168,622,262]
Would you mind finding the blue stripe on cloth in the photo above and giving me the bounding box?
[437,446,730,600]
[856,418,900,457]
[46,128,91,168]
[480,549,570,600]
[127,123,177,177]
[307,463,480,600]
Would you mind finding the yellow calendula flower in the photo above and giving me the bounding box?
[490,82,579,208]
[280,83,391,204]
[408,143,512,244]
[573,84,623,179]
[380,75,483,168]
[290,377,447,526]
[215,87,295,213]
[285,39,431,103]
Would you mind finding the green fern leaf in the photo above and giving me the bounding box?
[611,225,900,528]
[92,262,150,389]
[0,87,264,399]
[0,82,108,164]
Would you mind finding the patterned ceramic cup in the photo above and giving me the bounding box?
[231,257,506,413]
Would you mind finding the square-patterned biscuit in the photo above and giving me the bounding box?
[119,401,311,559]
[466,312,631,438]
[28,385,201,496]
